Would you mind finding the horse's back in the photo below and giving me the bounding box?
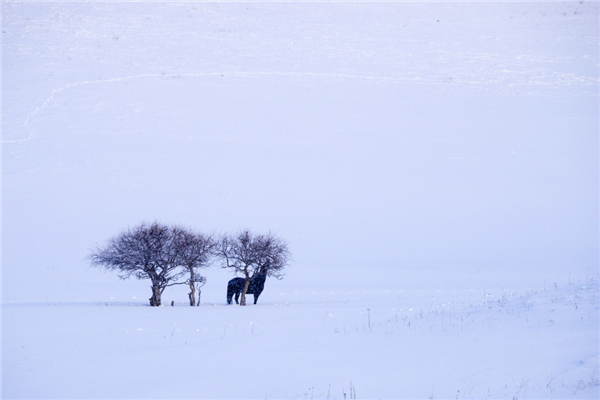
[228,277,245,289]
[228,275,266,295]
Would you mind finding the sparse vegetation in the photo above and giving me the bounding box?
[218,230,291,306]
[88,222,215,306]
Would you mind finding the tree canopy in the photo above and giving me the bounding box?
[88,222,215,306]
[219,230,291,305]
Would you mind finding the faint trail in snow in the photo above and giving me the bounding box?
[5,73,165,143]
[4,71,421,144]
[4,69,597,143]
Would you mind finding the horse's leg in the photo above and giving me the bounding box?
[255,288,264,304]
[234,291,240,304]
[226,285,233,304]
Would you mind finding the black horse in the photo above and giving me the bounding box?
[227,274,267,305]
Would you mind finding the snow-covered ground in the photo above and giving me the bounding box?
[2,1,599,399]
[3,276,599,399]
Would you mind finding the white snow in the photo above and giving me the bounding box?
[2,1,598,399]
[3,278,599,399]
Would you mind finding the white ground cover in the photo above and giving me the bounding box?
[3,275,599,399]
[2,1,598,399]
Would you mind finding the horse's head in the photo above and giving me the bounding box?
[255,272,267,282]
[257,260,270,277]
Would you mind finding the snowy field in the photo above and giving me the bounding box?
[2,1,599,399]
[3,276,599,399]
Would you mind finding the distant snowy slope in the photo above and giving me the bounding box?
[2,1,598,302]
[3,2,597,113]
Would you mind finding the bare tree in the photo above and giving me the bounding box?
[88,222,213,306]
[170,226,216,306]
[219,230,291,306]
[193,275,206,306]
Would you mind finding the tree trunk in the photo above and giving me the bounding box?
[240,278,251,306]
[149,284,163,306]
[196,287,201,306]
[188,281,196,306]
[188,269,196,306]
